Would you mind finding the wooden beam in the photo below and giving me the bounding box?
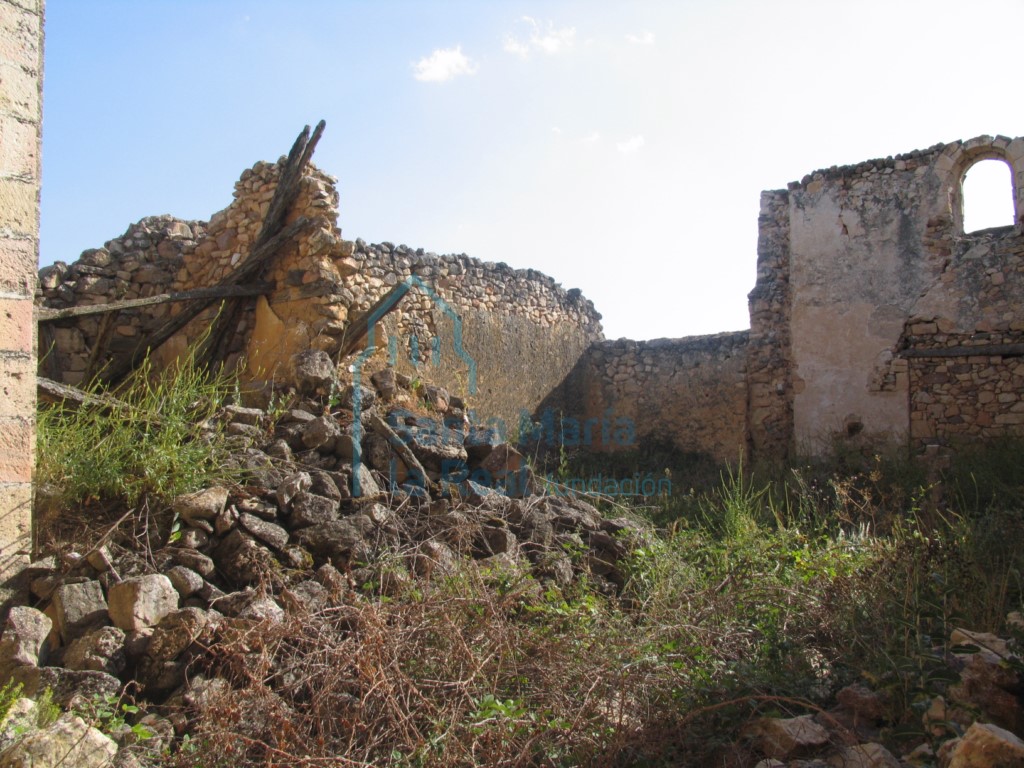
[100,217,313,385]
[337,283,410,359]
[35,283,273,322]
[200,120,328,369]
[38,377,130,411]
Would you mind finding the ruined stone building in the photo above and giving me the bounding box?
[35,133,1024,469]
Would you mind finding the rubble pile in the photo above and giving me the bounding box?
[0,352,647,765]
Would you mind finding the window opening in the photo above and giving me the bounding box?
[962,158,1015,233]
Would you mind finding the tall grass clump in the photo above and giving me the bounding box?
[36,350,239,511]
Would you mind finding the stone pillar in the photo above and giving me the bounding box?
[0,0,43,610]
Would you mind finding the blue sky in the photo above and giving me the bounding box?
[41,0,1021,340]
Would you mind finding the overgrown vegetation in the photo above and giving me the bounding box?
[150,447,1023,766]
[36,351,239,510]
[32,371,1024,766]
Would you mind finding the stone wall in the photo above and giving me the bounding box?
[902,223,1024,446]
[746,189,794,460]
[542,332,749,464]
[37,159,604,430]
[0,0,42,606]
[753,134,1024,458]
[37,132,1024,468]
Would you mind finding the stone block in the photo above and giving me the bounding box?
[0,3,41,72]
[741,715,829,759]
[0,238,35,295]
[0,714,117,768]
[0,417,32,482]
[52,580,109,642]
[63,625,126,676]
[0,354,33,418]
[947,722,1024,768]
[0,62,38,126]
[0,113,36,179]
[0,605,50,677]
[0,298,33,354]
[172,486,229,525]
[107,574,179,631]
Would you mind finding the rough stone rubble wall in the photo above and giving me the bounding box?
[37,160,604,429]
[751,134,1024,457]
[0,0,42,605]
[544,332,749,465]
[904,223,1024,445]
[746,190,794,460]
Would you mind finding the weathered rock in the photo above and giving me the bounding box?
[0,607,51,677]
[141,608,211,684]
[165,566,205,599]
[0,714,117,768]
[177,527,210,550]
[52,580,109,642]
[263,438,293,461]
[214,504,238,536]
[237,596,284,623]
[29,573,61,601]
[479,444,537,497]
[63,626,126,677]
[742,715,830,760]
[9,666,121,708]
[309,470,344,502]
[302,415,342,452]
[222,404,264,427]
[292,350,337,397]
[276,471,312,510]
[948,645,1024,732]
[293,520,370,565]
[280,580,330,615]
[213,529,277,585]
[408,541,459,579]
[370,368,397,400]
[172,486,229,525]
[289,492,339,529]
[167,548,215,578]
[86,545,115,574]
[341,383,376,412]
[0,698,40,752]
[352,463,380,497]
[464,425,503,461]
[475,525,517,557]
[238,513,289,551]
[389,412,467,470]
[107,575,179,632]
[947,721,1024,768]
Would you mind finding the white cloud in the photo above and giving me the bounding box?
[617,135,645,154]
[582,131,601,145]
[626,31,655,46]
[413,46,478,82]
[504,17,576,58]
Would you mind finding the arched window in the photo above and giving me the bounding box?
[962,158,1015,233]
